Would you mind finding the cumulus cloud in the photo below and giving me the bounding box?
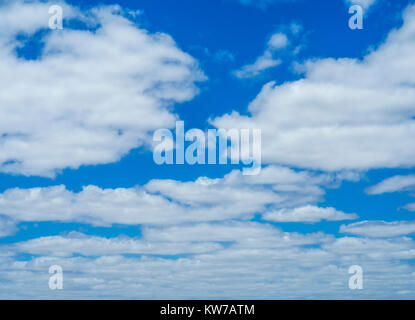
[214,4,415,171]
[0,0,412,300]
[2,228,415,298]
[9,222,331,257]
[340,220,415,238]
[0,166,348,229]
[0,1,204,176]
[263,205,358,223]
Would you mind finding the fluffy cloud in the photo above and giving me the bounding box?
[2,228,415,298]
[263,205,358,223]
[0,166,349,229]
[0,1,204,176]
[8,222,331,256]
[214,4,415,171]
[0,0,412,300]
[340,220,415,238]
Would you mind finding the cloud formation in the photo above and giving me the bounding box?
[214,4,415,171]
[0,166,349,229]
[366,175,415,195]
[233,27,301,78]
[0,0,413,300]
[263,205,358,223]
[0,1,204,177]
[340,220,415,238]
[2,223,415,299]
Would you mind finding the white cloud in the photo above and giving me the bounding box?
[0,1,204,177]
[365,175,415,195]
[263,205,358,223]
[2,228,415,298]
[214,4,415,171]
[233,31,291,78]
[0,166,345,229]
[323,236,415,260]
[0,0,412,300]
[340,220,415,238]
[234,51,282,79]
[0,1,79,36]
[9,222,331,257]
[142,221,331,247]
[268,33,289,50]
[0,216,16,238]
[10,231,223,257]
[0,184,184,226]
[364,174,415,213]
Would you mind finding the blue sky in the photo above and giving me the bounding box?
[1,0,415,299]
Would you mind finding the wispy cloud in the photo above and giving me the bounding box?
[366,175,415,195]
[233,28,299,78]
[340,220,415,238]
